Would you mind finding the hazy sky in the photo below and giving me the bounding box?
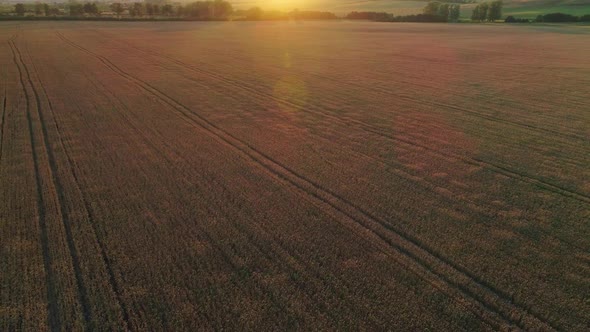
[231,0,318,10]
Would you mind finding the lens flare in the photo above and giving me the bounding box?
[273,75,308,113]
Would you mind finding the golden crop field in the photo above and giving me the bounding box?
[0,21,588,331]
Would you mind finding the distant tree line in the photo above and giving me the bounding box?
[108,3,175,18]
[391,14,449,22]
[69,3,99,16]
[346,12,451,23]
[422,2,461,22]
[175,1,233,19]
[10,1,233,20]
[534,12,590,22]
[346,2,460,23]
[290,10,338,20]
[7,0,589,24]
[504,12,590,23]
[504,16,530,23]
[8,2,342,21]
[435,0,475,3]
[471,1,503,22]
[234,7,337,20]
[111,0,233,19]
[346,11,395,21]
[14,2,60,16]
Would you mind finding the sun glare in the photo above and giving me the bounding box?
[260,0,308,11]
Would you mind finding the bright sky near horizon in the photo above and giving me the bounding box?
[229,0,424,13]
[232,0,311,10]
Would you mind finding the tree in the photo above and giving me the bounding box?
[43,3,50,16]
[448,4,460,22]
[504,15,529,23]
[346,11,394,21]
[471,5,479,21]
[69,3,84,16]
[15,3,26,16]
[478,3,488,21]
[110,3,124,17]
[423,2,441,16]
[471,2,488,22]
[245,6,263,20]
[34,3,43,15]
[153,4,160,15]
[437,3,450,18]
[180,1,233,20]
[185,1,208,19]
[539,12,578,22]
[487,0,502,22]
[161,4,173,16]
[83,3,99,16]
[145,3,154,16]
[423,1,456,21]
[211,0,233,19]
[130,2,144,17]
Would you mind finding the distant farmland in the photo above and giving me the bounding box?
[227,0,590,17]
[0,21,589,331]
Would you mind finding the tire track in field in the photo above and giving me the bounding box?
[25,44,134,332]
[82,72,295,328]
[295,47,590,130]
[243,63,587,167]
[10,38,93,330]
[56,30,552,331]
[80,29,590,323]
[8,39,62,332]
[96,34,587,252]
[103,39,589,205]
[87,29,589,179]
[84,73,360,329]
[97,27,588,131]
[1,34,18,166]
[106,33,587,144]
[239,50,588,142]
[367,83,587,142]
[58,33,511,330]
[183,66,590,204]
[291,58,588,142]
[101,42,590,208]
[319,123,590,253]
[56,31,558,331]
[0,92,6,166]
[168,69,590,252]
[113,42,590,217]
[85,74,373,328]
[75,45,497,330]
[101,38,590,259]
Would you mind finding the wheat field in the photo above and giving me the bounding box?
[0,21,589,331]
